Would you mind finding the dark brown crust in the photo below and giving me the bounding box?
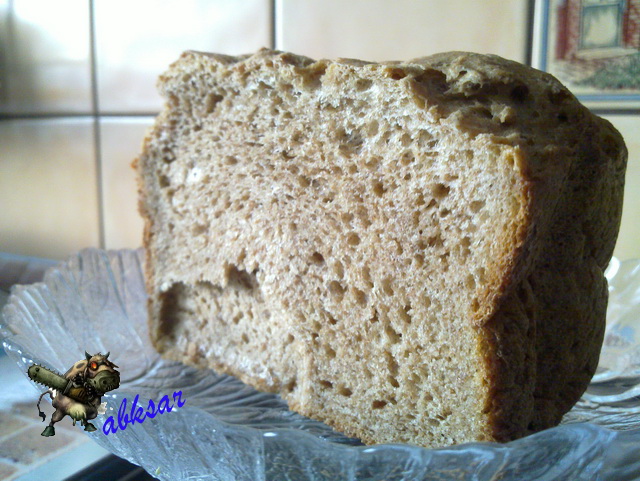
[480,114,626,441]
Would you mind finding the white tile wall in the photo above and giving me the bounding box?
[276,0,529,62]
[99,117,154,250]
[94,0,272,113]
[0,0,92,114]
[0,119,100,259]
[0,0,638,263]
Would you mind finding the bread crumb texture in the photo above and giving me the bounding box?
[136,49,627,447]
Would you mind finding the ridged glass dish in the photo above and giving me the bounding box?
[1,249,639,480]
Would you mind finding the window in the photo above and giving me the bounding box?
[580,0,625,49]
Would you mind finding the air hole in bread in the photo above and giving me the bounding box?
[310,251,325,265]
[470,200,485,213]
[389,66,409,80]
[158,174,170,187]
[365,156,381,171]
[328,281,346,300]
[158,282,187,340]
[226,265,259,290]
[332,261,345,278]
[426,418,440,427]
[360,265,372,283]
[400,152,415,167]
[412,211,421,227]
[352,287,367,306]
[425,139,439,150]
[297,175,310,188]
[505,154,516,168]
[398,305,411,323]
[384,325,402,344]
[432,183,450,199]
[548,88,570,105]
[386,351,399,375]
[356,79,373,91]
[438,408,453,420]
[366,120,379,136]
[510,84,529,102]
[400,133,412,147]
[204,93,224,114]
[372,181,386,197]
[338,130,364,156]
[341,212,354,225]
[338,386,353,397]
[381,277,394,296]
[476,267,487,283]
[347,233,361,246]
[471,298,480,313]
[372,400,387,409]
[319,380,333,389]
[325,344,336,358]
[476,106,493,119]
[425,234,443,249]
[284,378,297,393]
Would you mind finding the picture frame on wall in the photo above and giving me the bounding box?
[532,0,640,110]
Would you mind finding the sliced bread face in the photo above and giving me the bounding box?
[136,49,627,447]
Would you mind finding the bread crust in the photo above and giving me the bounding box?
[135,49,627,447]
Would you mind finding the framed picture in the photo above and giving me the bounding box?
[532,0,640,110]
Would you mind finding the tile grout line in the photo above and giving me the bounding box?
[271,0,278,50]
[525,0,535,67]
[0,113,159,120]
[4,0,16,110]
[89,0,106,251]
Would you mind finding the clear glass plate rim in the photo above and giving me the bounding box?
[2,247,640,476]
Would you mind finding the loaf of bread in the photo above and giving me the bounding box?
[135,49,627,447]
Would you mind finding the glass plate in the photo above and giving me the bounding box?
[1,249,639,481]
